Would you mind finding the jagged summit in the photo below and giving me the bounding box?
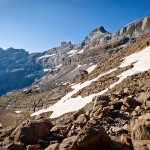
[91,26,108,33]
[81,26,110,46]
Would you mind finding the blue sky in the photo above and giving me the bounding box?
[0,0,149,52]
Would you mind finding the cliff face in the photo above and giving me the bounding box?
[0,48,43,96]
[113,15,150,37]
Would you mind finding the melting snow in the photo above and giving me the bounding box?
[15,110,21,114]
[55,64,62,68]
[31,68,116,117]
[31,46,150,118]
[37,54,56,60]
[67,50,78,57]
[44,68,51,72]
[10,68,24,72]
[87,64,97,73]
[77,49,84,54]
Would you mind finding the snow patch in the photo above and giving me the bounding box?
[10,68,24,72]
[31,68,116,117]
[120,46,150,71]
[15,110,21,114]
[37,54,56,60]
[56,64,62,68]
[44,68,51,72]
[87,64,97,73]
[67,50,78,57]
[77,49,84,54]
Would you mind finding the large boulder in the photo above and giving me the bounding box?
[123,97,142,111]
[26,145,39,150]
[131,113,150,149]
[74,114,88,127]
[10,119,53,145]
[6,143,24,150]
[45,143,59,150]
[59,136,77,150]
[71,118,111,150]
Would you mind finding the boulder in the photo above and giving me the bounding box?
[93,106,110,118]
[45,143,59,150]
[71,118,111,150]
[120,133,132,146]
[99,106,110,119]
[123,97,142,110]
[10,119,53,145]
[138,92,150,103]
[74,114,88,127]
[59,136,77,150]
[112,101,123,110]
[27,145,39,150]
[132,140,150,150]
[71,109,84,120]
[6,143,24,150]
[79,69,88,75]
[131,114,150,149]
[93,95,109,108]
[131,120,150,140]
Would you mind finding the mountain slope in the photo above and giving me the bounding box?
[0,31,150,150]
[0,15,150,150]
[1,15,150,96]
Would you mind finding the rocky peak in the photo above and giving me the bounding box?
[0,47,29,59]
[61,41,72,47]
[87,26,109,37]
[81,26,110,46]
[93,26,108,33]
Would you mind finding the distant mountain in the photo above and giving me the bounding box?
[0,48,43,95]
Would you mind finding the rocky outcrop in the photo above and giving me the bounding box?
[81,26,111,47]
[113,15,150,37]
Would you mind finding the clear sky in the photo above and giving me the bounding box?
[0,0,150,53]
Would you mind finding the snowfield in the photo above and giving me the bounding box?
[67,50,78,57]
[77,49,84,54]
[15,110,22,114]
[37,54,56,60]
[87,64,97,73]
[31,46,150,118]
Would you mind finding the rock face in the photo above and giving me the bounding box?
[0,48,43,96]
[81,26,111,46]
[113,15,150,37]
